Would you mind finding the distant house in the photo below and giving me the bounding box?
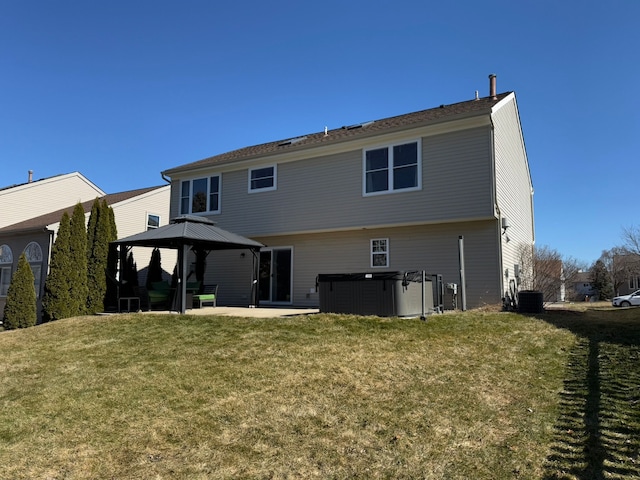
[0,171,105,229]
[160,75,535,309]
[573,271,597,300]
[614,253,640,296]
[0,179,172,321]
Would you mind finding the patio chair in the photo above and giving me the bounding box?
[193,284,218,308]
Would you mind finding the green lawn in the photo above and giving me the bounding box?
[1,306,638,479]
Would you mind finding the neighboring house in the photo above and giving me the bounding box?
[0,184,173,321]
[161,75,535,309]
[533,258,565,303]
[0,171,105,229]
[573,271,597,300]
[614,253,640,296]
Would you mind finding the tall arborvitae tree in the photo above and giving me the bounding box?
[3,253,37,329]
[104,200,119,311]
[42,212,73,321]
[69,202,88,316]
[122,251,139,296]
[590,259,614,300]
[86,198,110,314]
[146,248,164,289]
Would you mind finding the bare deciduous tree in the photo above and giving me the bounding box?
[622,225,640,256]
[597,247,640,296]
[517,244,585,302]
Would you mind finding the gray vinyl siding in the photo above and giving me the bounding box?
[204,221,501,309]
[172,125,494,237]
[492,95,535,295]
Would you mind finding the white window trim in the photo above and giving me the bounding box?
[0,244,13,297]
[248,165,277,193]
[147,213,161,230]
[370,238,389,268]
[180,174,222,215]
[0,266,11,297]
[362,138,422,197]
[24,242,43,299]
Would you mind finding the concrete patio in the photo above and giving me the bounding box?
[141,306,320,318]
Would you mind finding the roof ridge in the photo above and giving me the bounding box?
[163,92,513,175]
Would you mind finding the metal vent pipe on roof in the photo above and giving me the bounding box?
[28,170,33,183]
[489,74,497,100]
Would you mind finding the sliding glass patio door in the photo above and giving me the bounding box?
[258,247,292,304]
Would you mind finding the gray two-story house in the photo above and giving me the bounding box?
[161,76,534,309]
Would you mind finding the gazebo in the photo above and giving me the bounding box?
[111,215,264,313]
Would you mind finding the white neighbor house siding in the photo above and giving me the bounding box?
[492,94,535,297]
[0,173,104,228]
[44,186,175,284]
[110,186,175,283]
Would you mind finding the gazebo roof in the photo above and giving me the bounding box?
[112,215,264,251]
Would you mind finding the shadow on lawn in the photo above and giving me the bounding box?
[540,308,640,479]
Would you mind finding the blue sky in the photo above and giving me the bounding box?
[1,1,638,265]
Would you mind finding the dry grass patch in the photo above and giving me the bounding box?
[0,308,637,478]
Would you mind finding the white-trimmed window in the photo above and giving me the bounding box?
[147,213,160,231]
[249,165,277,192]
[180,175,221,215]
[371,238,389,268]
[24,242,43,298]
[364,140,421,195]
[0,244,13,297]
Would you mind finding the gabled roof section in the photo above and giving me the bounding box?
[0,172,104,196]
[163,92,512,175]
[0,185,166,234]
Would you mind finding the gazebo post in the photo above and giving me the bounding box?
[251,248,260,308]
[180,243,189,314]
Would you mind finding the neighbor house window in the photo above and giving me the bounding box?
[23,242,42,299]
[364,140,421,195]
[180,175,221,214]
[249,165,277,192]
[371,239,389,268]
[0,244,13,297]
[147,214,160,230]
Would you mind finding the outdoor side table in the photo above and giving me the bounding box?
[119,296,141,313]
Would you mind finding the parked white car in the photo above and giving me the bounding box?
[612,290,640,307]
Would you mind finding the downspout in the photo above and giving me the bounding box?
[161,172,171,184]
[45,228,55,275]
[490,112,506,303]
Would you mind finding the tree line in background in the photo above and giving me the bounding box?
[2,199,118,329]
[519,225,640,303]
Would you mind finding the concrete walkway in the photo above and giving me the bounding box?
[142,306,320,318]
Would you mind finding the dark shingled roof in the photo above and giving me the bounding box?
[0,185,165,234]
[112,215,263,250]
[163,92,512,175]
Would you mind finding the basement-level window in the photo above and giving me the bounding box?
[371,238,389,268]
[363,140,421,195]
[180,175,221,214]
